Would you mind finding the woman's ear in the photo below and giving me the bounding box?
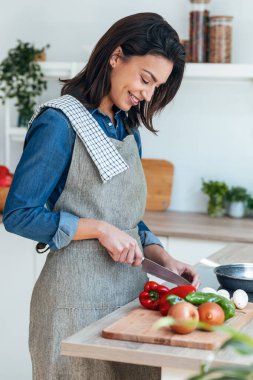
[109,46,123,68]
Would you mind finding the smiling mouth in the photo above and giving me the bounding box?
[128,92,140,106]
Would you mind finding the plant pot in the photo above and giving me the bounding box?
[207,203,225,217]
[34,51,47,62]
[228,201,246,218]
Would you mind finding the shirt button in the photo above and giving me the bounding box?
[108,122,112,126]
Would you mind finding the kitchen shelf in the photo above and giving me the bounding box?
[38,62,83,78]
[4,61,253,167]
[38,62,253,80]
[185,63,253,80]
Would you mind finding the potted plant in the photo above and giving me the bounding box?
[201,179,229,217]
[0,40,49,127]
[246,196,253,217]
[226,186,250,218]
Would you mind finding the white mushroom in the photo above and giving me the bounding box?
[216,289,230,300]
[232,289,248,310]
[201,287,217,294]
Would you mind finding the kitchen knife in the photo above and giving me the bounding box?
[142,257,191,286]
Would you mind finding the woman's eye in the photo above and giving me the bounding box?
[141,77,149,85]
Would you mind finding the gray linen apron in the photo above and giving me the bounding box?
[29,100,160,379]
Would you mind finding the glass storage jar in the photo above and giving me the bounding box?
[180,39,191,62]
[209,16,233,63]
[189,0,211,63]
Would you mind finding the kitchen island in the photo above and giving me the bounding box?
[61,243,253,380]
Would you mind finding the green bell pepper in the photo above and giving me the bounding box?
[186,292,235,320]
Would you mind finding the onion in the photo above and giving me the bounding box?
[198,302,225,328]
[168,302,199,334]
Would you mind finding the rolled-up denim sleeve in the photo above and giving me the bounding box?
[52,211,79,250]
[3,108,79,251]
[138,220,163,248]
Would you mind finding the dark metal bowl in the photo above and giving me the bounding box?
[214,263,253,292]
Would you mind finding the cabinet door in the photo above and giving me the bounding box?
[0,226,34,380]
[168,237,227,266]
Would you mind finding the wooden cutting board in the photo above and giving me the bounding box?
[102,304,253,350]
[141,159,174,211]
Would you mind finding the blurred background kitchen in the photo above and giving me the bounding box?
[0,1,253,379]
[1,0,253,213]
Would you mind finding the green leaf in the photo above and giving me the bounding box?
[153,316,175,329]
[221,338,253,355]
[188,365,253,380]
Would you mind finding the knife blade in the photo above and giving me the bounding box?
[142,257,191,286]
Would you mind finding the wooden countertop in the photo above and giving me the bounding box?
[144,210,253,243]
[61,243,253,370]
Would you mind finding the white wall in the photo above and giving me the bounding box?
[0,0,253,212]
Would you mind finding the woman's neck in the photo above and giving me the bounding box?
[99,96,115,124]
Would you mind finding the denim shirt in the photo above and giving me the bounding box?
[3,106,162,251]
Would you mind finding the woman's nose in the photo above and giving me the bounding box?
[141,88,154,102]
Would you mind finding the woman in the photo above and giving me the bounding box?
[4,12,199,380]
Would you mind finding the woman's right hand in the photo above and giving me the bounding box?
[97,221,143,267]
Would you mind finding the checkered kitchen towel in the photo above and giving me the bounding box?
[28,95,129,183]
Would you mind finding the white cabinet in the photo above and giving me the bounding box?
[167,237,226,266]
[0,225,35,380]
[0,225,49,380]
[157,235,226,265]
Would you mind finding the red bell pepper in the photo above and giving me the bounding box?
[139,281,169,310]
[159,285,196,316]
[166,285,196,299]
[159,294,185,316]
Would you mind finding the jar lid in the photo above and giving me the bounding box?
[190,0,210,3]
[210,15,233,21]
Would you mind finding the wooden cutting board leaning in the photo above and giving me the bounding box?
[102,303,253,350]
[141,159,174,211]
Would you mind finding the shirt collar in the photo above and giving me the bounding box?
[89,106,126,119]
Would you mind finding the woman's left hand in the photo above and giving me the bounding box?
[143,245,200,289]
[164,257,200,289]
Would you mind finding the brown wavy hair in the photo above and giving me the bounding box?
[61,12,185,133]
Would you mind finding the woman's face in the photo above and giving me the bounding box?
[107,50,174,111]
